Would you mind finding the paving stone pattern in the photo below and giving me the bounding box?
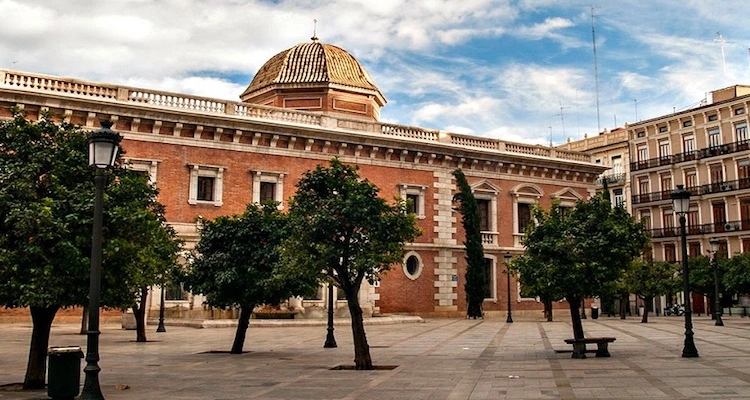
[2,315,750,399]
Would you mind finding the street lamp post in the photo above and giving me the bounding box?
[156,284,167,333]
[709,237,724,327]
[504,252,513,323]
[671,185,699,358]
[324,281,337,348]
[81,121,120,400]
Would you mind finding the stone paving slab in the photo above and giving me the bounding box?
[3,315,750,399]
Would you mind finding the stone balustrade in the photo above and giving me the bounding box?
[0,69,592,163]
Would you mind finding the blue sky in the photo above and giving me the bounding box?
[2,0,749,145]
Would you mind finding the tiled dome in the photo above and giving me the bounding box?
[240,40,386,120]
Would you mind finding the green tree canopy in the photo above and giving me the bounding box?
[0,112,181,388]
[724,252,750,295]
[451,169,486,319]
[182,203,317,354]
[624,259,681,322]
[284,158,421,369]
[513,194,649,356]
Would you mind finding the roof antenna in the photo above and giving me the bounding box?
[311,19,319,42]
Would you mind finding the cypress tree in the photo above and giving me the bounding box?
[452,169,486,319]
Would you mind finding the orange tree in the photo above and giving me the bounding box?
[284,159,421,369]
[512,193,648,357]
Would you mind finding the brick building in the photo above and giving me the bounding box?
[0,40,605,319]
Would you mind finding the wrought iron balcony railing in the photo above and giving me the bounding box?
[631,177,750,205]
[649,219,750,238]
[630,140,750,172]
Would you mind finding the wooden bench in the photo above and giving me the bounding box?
[564,337,616,358]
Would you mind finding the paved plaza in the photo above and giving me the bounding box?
[2,315,750,399]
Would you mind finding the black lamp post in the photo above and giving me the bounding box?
[324,280,337,348]
[81,121,120,400]
[671,184,699,358]
[709,237,724,327]
[156,284,167,333]
[504,252,513,323]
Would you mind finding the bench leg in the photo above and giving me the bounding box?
[571,342,587,359]
[595,342,610,357]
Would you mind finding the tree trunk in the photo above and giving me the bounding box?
[619,292,628,319]
[345,290,372,370]
[24,305,59,390]
[567,295,586,359]
[641,296,651,323]
[133,286,149,342]
[80,305,89,334]
[231,306,253,354]
[544,299,553,322]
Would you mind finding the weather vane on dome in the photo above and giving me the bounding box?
[311,18,319,42]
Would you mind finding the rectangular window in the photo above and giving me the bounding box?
[685,170,697,188]
[736,123,748,142]
[517,203,532,233]
[638,178,649,195]
[683,135,695,153]
[708,114,718,122]
[735,107,745,115]
[640,211,651,230]
[197,176,215,201]
[478,199,490,232]
[663,209,674,230]
[188,164,224,206]
[399,184,426,219]
[710,164,724,183]
[683,120,693,128]
[688,242,702,258]
[406,194,419,215]
[259,182,276,203]
[664,244,676,263]
[658,140,670,158]
[687,208,699,231]
[613,189,624,207]
[637,145,648,162]
[658,125,668,133]
[708,128,721,148]
[484,258,494,299]
[611,155,623,175]
[660,175,672,192]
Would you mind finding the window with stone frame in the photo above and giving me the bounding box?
[685,169,698,189]
[658,140,670,158]
[124,158,158,184]
[637,145,648,162]
[252,171,285,208]
[483,256,497,301]
[403,251,423,280]
[640,211,651,230]
[188,164,224,206]
[197,177,214,201]
[664,243,677,263]
[399,184,426,219]
[708,128,721,148]
[660,174,672,193]
[736,123,748,142]
[683,134,695,153]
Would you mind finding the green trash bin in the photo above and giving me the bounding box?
[47,346,83,400]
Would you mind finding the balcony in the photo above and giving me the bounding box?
[630,140,750,172]
[649,219,750,238]
[631,177,750,205]
[481,232,498,245]
[595,173,626,187]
